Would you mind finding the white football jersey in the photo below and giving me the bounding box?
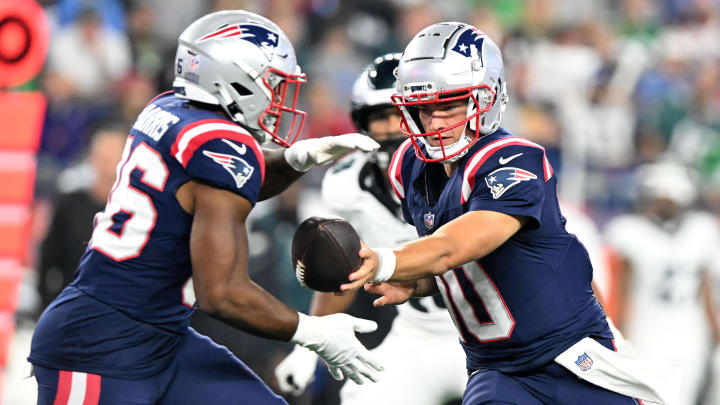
[605,211,720,405]
[560,202,611,301]
[321,152,457,336]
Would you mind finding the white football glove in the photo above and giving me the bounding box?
[291,313,383,385]
[275,345,319,396]
[284,133,380,172]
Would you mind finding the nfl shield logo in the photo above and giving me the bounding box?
[423,212,435,229]
[575,353,593,371]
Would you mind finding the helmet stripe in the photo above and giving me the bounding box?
[198,25,241,42]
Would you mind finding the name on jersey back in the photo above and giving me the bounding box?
[132,104,180,142]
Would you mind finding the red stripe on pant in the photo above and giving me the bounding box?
[52,371,72,405]
[83,373,101,405]
[52,371,102,405]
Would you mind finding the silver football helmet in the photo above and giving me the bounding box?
[392,22,509,162]
[350,53,404,169]
[173,10,306,146]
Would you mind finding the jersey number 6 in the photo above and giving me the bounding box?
[90,140,169,261]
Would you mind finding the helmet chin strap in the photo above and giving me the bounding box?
[422,132,473,163]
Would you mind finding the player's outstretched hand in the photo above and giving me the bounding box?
[284,133,380,172]
[275,345,319,396]
[291,313,383,385]
[364,281,416,307]
[341,242,380,292]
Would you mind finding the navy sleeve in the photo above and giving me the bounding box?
[465,145,546,227]
[183,137,265,205]
[388,139,416,226]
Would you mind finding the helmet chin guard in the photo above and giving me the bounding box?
[392,22,509,163]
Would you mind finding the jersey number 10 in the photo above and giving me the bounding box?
[438,262,515,343]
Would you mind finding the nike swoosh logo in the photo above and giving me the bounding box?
[499,153,523,165]
[222,139,247,155]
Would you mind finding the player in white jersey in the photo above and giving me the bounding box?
[275,54,466,405]
[605,160,720,405]
[705,250,720,405]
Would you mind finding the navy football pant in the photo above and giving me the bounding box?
[463,339,643,405]
[34,327,287,405]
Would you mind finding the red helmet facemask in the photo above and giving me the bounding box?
[391,84,495,163]
[258,67,307,147]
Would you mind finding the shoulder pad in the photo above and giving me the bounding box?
[460,137,553,204]
[170,118,264,181]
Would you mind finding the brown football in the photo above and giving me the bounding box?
[291,216,362,292]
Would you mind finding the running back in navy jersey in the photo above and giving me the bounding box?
[78,92,265,327]
[388,128,610,373]
[29,93,266,378]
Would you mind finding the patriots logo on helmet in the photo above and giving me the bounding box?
[452,28,485,63]
[203,150,254,189]
[197,23,280,61]
[485,167,537,199]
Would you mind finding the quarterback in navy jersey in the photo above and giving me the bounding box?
[274,54,467,405]
[342,23,677,405]
[29,10,382,405]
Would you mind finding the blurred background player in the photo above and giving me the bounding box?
[343,22,678,404]
[35,126,127,316]
[28,10,383,405]
[274,54,466,405]
[605,159,720,405]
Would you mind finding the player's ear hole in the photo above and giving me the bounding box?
[231,82,253,96]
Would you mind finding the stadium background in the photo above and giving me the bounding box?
[2,0,720,404]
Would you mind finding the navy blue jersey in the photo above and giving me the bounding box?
[388,128,610,373]
[29,93,265,378]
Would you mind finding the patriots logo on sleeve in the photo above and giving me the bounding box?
[484,167,537,199]
[452,28,485,61]
[197,23,279,61]
[203,150,254,189]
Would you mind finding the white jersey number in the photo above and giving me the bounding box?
[438,262,515,343]
[90,141,168,261]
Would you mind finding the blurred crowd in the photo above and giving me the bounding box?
[9,0,720,404]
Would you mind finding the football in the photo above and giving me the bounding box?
[291,215,363,292]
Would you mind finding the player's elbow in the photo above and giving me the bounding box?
[196,284,232,315]
[196,280,256,319]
